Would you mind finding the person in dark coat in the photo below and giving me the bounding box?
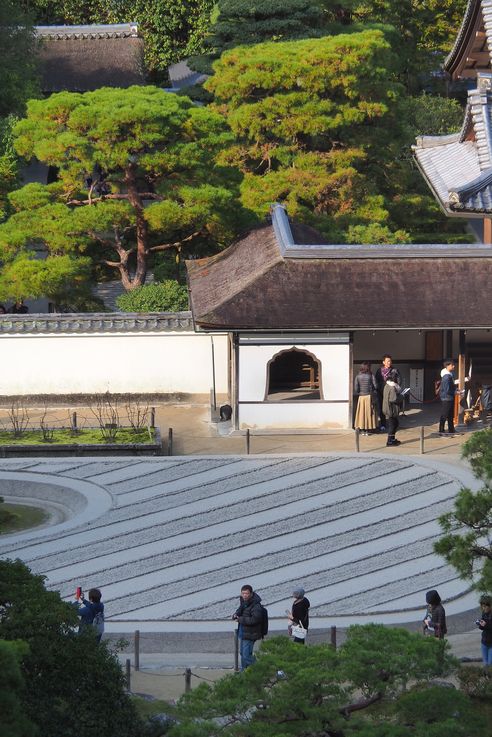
[233,584,263,670]
[476,594,492,669]
[288,586,310,644]
[382,370,401,446]
[354,362,378,435]
[75,587,104,643]
[375,354,401,431]
[439,360,457,435]
[423,589,447,639]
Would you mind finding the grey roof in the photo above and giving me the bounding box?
[445,0,492,78]
[0,312,193,335]
[413,74,492,215]
[167,60,209,90]
[36,24,139,39]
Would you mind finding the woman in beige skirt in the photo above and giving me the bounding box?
[354,361,378,435]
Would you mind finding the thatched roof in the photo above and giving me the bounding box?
[187,205,492,331]
[36,24,145,93]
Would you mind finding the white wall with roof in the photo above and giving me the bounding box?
[0,327,229,397]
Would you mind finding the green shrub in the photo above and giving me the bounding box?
[116,281,189,312]
[458,665,492,699]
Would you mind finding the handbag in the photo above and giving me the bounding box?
[291,621,307,640]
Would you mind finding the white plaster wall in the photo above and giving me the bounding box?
[238,343,350,429]
[239,344,350,401]
[0,332,228,395]
[239,402,349,430]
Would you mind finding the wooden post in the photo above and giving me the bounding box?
[125,659,131,691]
[354,428,360,453]
[150,407,155,429]
[168,427,173,456]
[185,667,192,693]
[420,425,425,454]
[134,630,140,671]
[484,217,492,244]
[234,630,239,672]
[330,626,337,649]
[246,429,250,455]
[72,411,77,433]
[456,331,466,427]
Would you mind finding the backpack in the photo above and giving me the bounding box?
[92,610,105,636]
[260,605,268,638]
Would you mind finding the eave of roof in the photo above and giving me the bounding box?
[444,0,492,79]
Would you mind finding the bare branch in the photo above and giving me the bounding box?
[149,230,203,252]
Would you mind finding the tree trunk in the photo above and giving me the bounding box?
[124,163,150,289]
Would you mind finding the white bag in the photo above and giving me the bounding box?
[291,622,307,640]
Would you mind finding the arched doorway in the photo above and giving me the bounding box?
[266,348,322,400]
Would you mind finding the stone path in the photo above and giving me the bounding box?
[0,454,479,632]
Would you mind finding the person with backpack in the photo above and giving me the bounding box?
[476,594,492,670]
[232,584,265,670]
[75,588,105,643]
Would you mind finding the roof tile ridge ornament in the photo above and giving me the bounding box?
[270,203,295,255]
[449,166,492,205]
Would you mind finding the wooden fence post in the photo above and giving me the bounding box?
[330,626,337,649]
[246,429,250,455]
[354,428,360,453]
[168,427,173,456]
[420,425,425,454]
[134,629,140,671]
[185,668,192,693]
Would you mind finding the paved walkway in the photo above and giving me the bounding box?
[0,452,481,636]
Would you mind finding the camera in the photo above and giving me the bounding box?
[475,619,482,626]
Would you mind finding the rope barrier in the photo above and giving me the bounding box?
[125,666,219,683]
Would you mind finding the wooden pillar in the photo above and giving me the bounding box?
[484,217,492,245]
[455,330,466,426]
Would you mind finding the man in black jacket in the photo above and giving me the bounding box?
[233,584,263,670]
[439,359,457,435]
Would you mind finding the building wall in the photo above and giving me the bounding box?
[0,331,229,397]
[237,338,351,429]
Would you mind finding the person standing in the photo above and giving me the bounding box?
[476,594,492,670]
[382,370,401,446]
[75,588,105,643]
[439,359,457,436]
[354,362,378,436]
[288,586,310,644]
[375,355,401,431]
[423,589,447,639]
[233,584,263,670]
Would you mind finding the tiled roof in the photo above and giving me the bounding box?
[36,24,139,39]
[413,74,492,214]
[0,312,193,335]
[167,60,209,90]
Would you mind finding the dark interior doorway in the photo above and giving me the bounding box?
[266,348,321,400]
